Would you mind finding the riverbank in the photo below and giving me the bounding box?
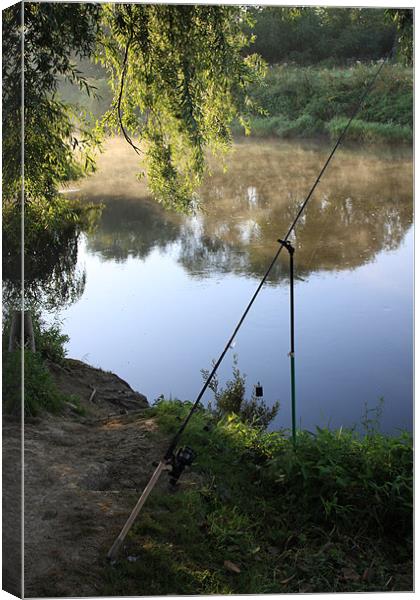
[58,62,413,146]
[105,399,412,595]
[232,63,412,143]
[9,357,412,596]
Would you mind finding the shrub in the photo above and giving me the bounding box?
[201,356,279,430]
[143,397,412,594]
[234,64,412,143]
[2,313,72,416]
[326,117,412,143]
[32,314,69,364]
[264,427,413,540]
[3,350,68,417]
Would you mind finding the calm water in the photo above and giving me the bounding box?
[60,137,413,434]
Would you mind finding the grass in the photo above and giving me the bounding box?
[234,63,412,143]
[2,313,80,417]
[3,350,65,417]
[104,399,412,595]
[326,117,412,143]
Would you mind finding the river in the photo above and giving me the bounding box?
[59,136,413,434]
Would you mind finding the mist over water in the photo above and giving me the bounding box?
[59,137,413,434]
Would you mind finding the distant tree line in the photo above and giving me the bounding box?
[243,7,402,66]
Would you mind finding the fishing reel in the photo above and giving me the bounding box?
[168,446,196,486]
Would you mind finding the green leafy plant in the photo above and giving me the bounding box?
[245,7,397,66]
[3,350,67,417]
[326,117,412,143]
[235,63,412,143]
[97,4,266,211]
[112,398,412,595]
[2,313,74,416]
[201,356,279,430]
[31,314,69,364]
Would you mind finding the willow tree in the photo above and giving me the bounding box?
[385,8,413,65]
[97,4,265,211]
[2,2,101,311]
[3,3,263,313]
[2,2,101,204]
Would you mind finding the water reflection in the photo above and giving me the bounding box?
[61,137,412,434]
[72,137,413,283]
[3,225,87,313]
[86,196,181,262]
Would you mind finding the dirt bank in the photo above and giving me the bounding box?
[47,358,149,418]
[3,359,174,597]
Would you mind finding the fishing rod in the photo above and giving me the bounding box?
[107,56,389,562]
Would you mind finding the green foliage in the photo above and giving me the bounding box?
[2,314,71,416]
[244,7,396,66]
[3,350,66,417]
[326,117,412,144]
[2,3,103,313]
[2,3,102,204]
[107,399,412,595]
[202,356,279,430]
[22,196,96,264]
[98,4,266,211]
[32,315,69,364]
[385,9,413,65]
[237,63,412,143]
[265,427,412,538]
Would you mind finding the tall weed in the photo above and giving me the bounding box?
[2,313,72,416]
[238,64,412,143]
[140,398,412,594]
[327,117,412,143]
[201,356,279,430]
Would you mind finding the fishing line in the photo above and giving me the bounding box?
[108,55,390,561]
[163,55,388,460]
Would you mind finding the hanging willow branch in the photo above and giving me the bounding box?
[100,4,266,210]
[117,29,143,156]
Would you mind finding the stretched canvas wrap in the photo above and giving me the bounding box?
[2,2,413,597]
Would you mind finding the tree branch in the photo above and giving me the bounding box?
[117,30,143,156]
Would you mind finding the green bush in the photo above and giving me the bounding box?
[3,350,67,417]
[264,427,412,539]
[151,397,412,545]
[244,7,397,67]
[202,357,279,430]
[234,64,412,143]
[327,117,412,143]
[32,315,69,364]
[2,314,73,416]
[125,399,412,595]
[247,116,285,137]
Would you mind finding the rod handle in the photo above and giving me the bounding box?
[107,461,166,562]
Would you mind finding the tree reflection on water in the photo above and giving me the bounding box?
[3,213,92,315]
[9,138,410,319]
[72,138,412,286]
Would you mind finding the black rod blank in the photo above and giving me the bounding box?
[107,56,391,561]
[164,57,388,459]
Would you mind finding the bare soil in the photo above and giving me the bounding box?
[4,359,173,598]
